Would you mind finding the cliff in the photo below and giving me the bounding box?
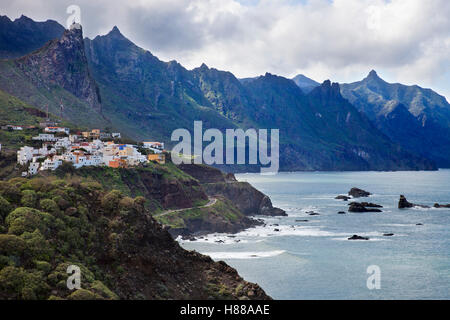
[0,172,270,300]
[178,164,286,217]
[15,26,101,112]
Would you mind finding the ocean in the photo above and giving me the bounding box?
[180,170,450,299]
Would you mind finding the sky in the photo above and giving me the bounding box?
[1,0,449,99]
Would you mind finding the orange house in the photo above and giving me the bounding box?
[148,153,166,164]
[108,159,127,168]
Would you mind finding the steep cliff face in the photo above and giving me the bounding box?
[177,164,286,217]
[15,25,101,112]
[73,164,207,211]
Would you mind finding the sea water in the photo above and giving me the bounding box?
[180,170,450,299]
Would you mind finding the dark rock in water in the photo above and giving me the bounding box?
[274,228,280,232]
[215,240,225,243]
[335,195,351,201]
[348,235,369,240]
[348,188,371,198]
[398,195,414,208]
[398,195,430,209]
[295,219,309,222]
[272,224,279,226]
[358,202,383,208]
[434,203,450,208]
[308,212,320,216]
[416,223,423,226]
[338,211,346,214]
[181,235,197,241]
[348,202,382,212]
[383,233,394,236]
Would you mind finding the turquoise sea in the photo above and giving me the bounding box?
[180,170,450,299]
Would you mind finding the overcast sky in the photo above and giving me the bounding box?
[1,0,449,99]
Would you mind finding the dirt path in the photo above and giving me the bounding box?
[155,197,217,217]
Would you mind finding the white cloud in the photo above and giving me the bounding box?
[1,0,449,98]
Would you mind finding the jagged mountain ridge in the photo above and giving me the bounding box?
[16,25,102,112]
[0,22,107,129]
[0,15,441,171]
[292,74,320,93]
[341,70,450,167]
[0,15,64,59]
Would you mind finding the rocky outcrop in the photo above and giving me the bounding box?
[433,203,450,208]
[398,195,429,209]
[204,181,286,217]
[178,164,286,217]
[348,187,371,198]
[163,197,264,238]
[15,25,102,112]
[335,195,351,201]
[348,235,369,240]
[348,202,382,212]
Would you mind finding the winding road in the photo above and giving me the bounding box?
[155,197,217,217]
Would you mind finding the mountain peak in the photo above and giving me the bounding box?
[292,74,320,93]
[15,14,33,23]
[367,69,381,80]
[106,25,126,39]
[309,80,342,99]
[16,21,101,112]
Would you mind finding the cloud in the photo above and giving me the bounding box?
[1,0,449,98]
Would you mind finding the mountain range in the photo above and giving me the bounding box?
[340,70,450,167]
[0,15,448,171]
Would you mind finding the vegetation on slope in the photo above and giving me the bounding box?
[0,174,269,300]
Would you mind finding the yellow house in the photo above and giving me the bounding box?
[148,153,165,164]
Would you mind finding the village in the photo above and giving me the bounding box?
[13,122,166,177]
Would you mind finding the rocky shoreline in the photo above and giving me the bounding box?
[177,184,450,243]
[157,164,286,238]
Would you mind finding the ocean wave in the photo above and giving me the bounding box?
[206,250,286,260]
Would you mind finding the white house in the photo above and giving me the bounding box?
[32,133,58,142]
[28,162,40,175]
[69,135,79,143]
[143,142,164,154]
[17,146,34,165]
[111,133,121,138]
[44,127,70,135]
[55,137,71,150]
[41,158,62,171]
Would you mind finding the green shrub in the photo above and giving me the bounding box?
[0,181,22,203]
[39,198,61,216]
[0,234,26,256]
[34,260,51,273]
[67,288,99,300]
[119,197,134,211]
[21,190,38,208]
[21,230,53,261]
[52,195,71,211]
[90,280,119,300]
[101,190,123,215]
[6,207,54,236]
[0,266,49,299]
[0,195,13,221]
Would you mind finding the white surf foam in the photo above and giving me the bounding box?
[206,250,286,260]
